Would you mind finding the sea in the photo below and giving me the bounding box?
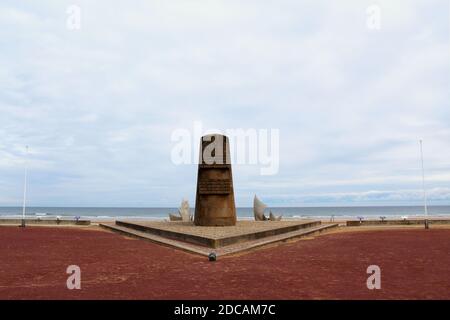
[0,206,449,221]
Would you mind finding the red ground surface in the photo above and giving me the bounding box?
[0,226,449,300]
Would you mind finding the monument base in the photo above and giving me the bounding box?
[100,220,339,257]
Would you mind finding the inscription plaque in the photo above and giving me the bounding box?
[198,179,231,195]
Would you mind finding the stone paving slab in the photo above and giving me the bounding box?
[117,220,319,238]
[99,222,339,257]
[115,220,321,248]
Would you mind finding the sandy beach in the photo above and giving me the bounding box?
[1,224,449,300]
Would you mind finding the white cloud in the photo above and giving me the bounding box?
[0,0,449,206]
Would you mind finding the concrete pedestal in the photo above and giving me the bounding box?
[194,134,237,226]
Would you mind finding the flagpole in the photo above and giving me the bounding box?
[21,146,29,228]
[419,140,429,229]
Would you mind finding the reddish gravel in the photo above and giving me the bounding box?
[0,226,449,300]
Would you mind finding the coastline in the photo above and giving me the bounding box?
[1,214,450,224]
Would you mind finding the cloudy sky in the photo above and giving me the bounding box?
[0,0,449,207]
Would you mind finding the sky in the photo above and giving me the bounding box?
[0,0,449,207]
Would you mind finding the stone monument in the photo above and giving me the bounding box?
[194,134,237,226]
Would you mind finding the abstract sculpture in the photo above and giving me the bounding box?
[253,195,268,221]
[169,199,192,222]
[253,195,282,221]
[269,211,282,221]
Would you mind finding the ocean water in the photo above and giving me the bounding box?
[0,206,449,221]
